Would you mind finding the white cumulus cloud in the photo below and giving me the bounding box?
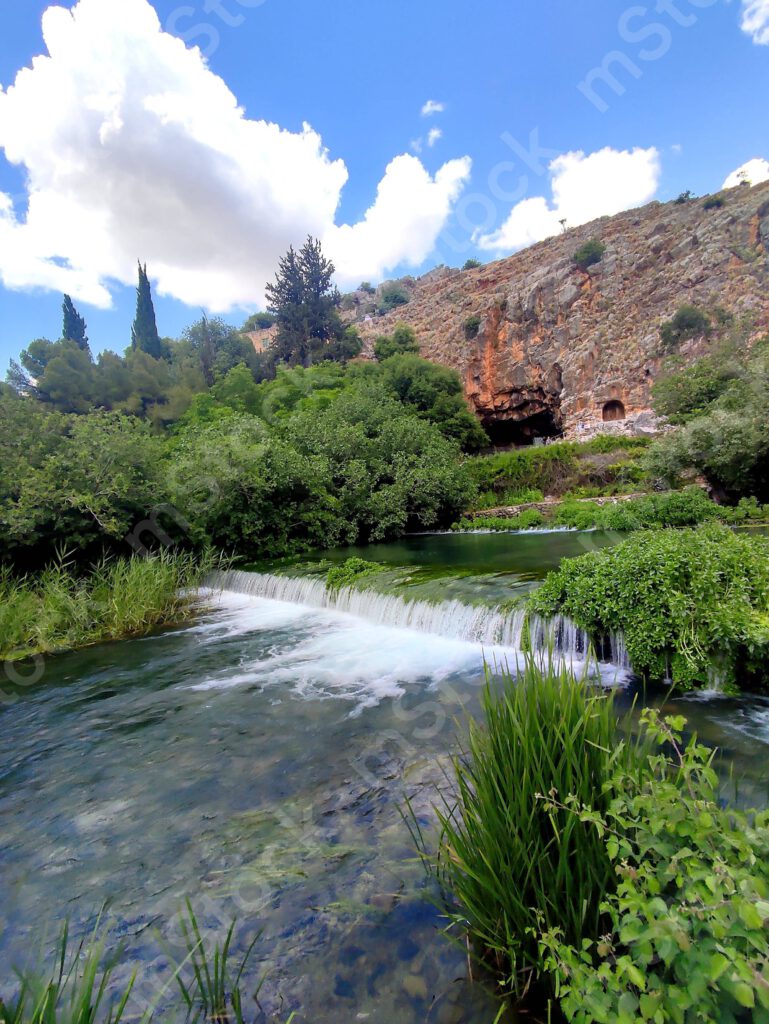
[741,0,769,43]
[427,128,442,148]
[0,0,471,311]
[477,146,661,253]
[723,157,769,188]
[421,99,445,117]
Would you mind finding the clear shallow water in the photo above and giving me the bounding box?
[1,531,768,1023]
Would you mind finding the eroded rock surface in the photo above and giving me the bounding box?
[352,182,769,439]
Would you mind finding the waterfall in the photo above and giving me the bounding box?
[209,570,633,672]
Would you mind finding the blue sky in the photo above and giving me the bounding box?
[0,0,767,366]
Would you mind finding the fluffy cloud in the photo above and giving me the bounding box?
[477,146,661,252]
[421,99,445,116]
[427,128,442,148]
[741,0,769,43]
[0,0,471,310]
[723,157,769,188]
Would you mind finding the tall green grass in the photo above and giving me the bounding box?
[0,920,139,1024]
[421,656,641,1000]
[1,905,283,1024]
[0,551,218,664]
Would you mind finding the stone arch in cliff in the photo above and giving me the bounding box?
[602,400,626,422]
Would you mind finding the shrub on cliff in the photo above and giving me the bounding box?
[462,258,482,270]
[464,314,482,339]
[573,239,606,271]
[659,305,711,351]
[377,282,410,314]
[373,322,419,361]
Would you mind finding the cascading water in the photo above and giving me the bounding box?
[208,570,633,672]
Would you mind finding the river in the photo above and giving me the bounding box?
[1,531,767,1022]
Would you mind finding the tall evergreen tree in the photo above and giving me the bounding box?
[131,263,162,359]
[62,295,90,356]
[265,237,342,367]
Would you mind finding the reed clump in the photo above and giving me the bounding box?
[421,656,642,1001]
[0,550,217,664]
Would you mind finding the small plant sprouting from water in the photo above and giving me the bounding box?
[173,900,263,1024]
[325,557,385,592]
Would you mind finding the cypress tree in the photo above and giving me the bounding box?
[62,294,90,356]
[131,262,162,359]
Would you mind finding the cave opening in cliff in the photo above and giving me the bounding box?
[484,410,563,448]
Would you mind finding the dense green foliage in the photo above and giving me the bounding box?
[377,281,410,313]
[540,710,769,1024]
[462,258,482,270]
[166,382,474,558]
[468,436,651,505]
[659,305,711,351]
[452,509,547,532]
[648,336,769,501]
[464,314,481,339]
[418,659,634,1000]
[573,239,606,271]
[0,552,212,663]
[420,664,769,1019]
[242,311,276,331]
[2,238,483,567]
[703,192,726,210]
[452,488,769,533]
[326,557,384,591]
[651,353,740,423]
[373,322,420,361]
[529,524,769,689]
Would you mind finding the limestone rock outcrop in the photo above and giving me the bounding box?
[351,182,769,440]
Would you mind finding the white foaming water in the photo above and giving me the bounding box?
[188,590,517,711]
[207,570,633,674]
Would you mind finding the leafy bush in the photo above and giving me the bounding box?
[468,437,651,503]
[373,323,420,361]
[453,508,547,531]
[464,314,482,339]
[652,354,740,423]
[573,239,606,271]
[359,281,375,294]
[462,258,482,270]
[529,523,769,689]
[242,311,276,331]
[540,710,769,1024]
[659,305,711,350]
[703,193,725,210]
[378,353,488,452]
[674,189,693,204]
[378,282,410,313]
[326,557,383,591]
[416,659,633,1000]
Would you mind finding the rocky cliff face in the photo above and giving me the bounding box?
[353,182,769,441]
